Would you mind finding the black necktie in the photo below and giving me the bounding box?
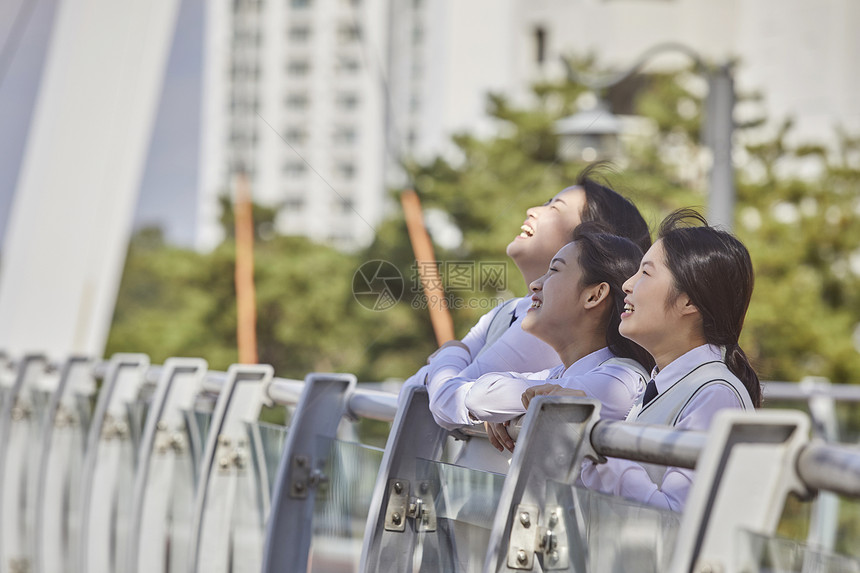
[643,379,658,406]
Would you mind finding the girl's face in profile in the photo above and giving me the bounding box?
[618,240,687,352]
[506,187,586,271]
[521,242,588,345]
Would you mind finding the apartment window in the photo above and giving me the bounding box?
[288,25,311,42]
[333,126,357,144]
[337,23,361,43]
[287,59,311,76]
[337,197,355,213]
[285,92,309,110]
[229,128,252,144]
[336,92,360,110]
[231,64,260,81]
[285,126,308,145]
[233,30,262,48]
[335,55,360,74]
[534,26,547,64]
[409,95,420,113]
[412,24,423,44]
[283,160,307,177]
[284,195,305,210]
[229,96,259,113]
[336,162,356,179]
[290,0,311,8]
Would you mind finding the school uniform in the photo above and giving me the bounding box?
[580,344,754,512]
[464,347,648,423]
[398,296,561,430]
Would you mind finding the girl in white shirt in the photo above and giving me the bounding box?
[464,228,655,453]
[527,209,761,511]
[426,226,654,461]
[399,165,652,422]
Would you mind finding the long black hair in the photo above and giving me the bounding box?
[573,223,655,373]
[658,209,761,407]
[576,162,652,253]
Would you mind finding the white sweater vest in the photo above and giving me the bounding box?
[632,360,754,483]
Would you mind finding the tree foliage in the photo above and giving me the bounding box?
[107,61,860,389]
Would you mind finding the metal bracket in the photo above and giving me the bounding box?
[383,478,437,533]
[507,504,569,570]
[288,454,330,499]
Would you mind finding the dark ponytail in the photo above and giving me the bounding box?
[576,162,652,253]
[658,209,761,407]
[573,223,655,374]
[724,344,761,407]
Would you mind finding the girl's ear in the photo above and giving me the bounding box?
[677,294,700,317]
[583,282,610,309]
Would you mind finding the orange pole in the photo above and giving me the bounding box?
[400,189,455,346]
[234,171,259,364]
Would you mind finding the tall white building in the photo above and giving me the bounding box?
[198,0,390,251]
[198,0,860,251]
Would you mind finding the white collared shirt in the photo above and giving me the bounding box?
[399,296,562,430]
[580,344,750,512]
[463,346,646,423]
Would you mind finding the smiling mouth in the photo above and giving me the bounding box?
[624,303,634,313]
[530,299,542,309]
[519,224,534,238]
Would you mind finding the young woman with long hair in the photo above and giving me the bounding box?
[530,209,760,510]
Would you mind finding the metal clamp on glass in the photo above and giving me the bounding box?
[383,478,437,533]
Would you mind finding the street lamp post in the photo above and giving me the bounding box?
[558,43,736,230]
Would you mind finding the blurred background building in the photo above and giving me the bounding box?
[0,0,858,359]
[195,0,859,250]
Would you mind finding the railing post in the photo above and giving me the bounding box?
[483,397,602,573]
[188,363,273,573]
[668,409,811,573]
[78,353,150,573]
[34,356,96,573]
[799,376,840,551]
[0,354,50,573]
[126,358,208,573]
[262,372,356,573]
[359,386,450,573]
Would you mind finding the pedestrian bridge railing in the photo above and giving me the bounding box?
[1,351,860,573]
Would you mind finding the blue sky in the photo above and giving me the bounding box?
[0,0,203,250]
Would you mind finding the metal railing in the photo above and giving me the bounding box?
[1,352,860,573]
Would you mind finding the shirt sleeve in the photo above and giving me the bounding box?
[424,345,474,430]
[465,363,642,423]
[580,383,744,511]
[463,368,556,423]
[397,300,507,411]
[425,299,561,431]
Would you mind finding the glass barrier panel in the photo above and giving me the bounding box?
[126,398,151,453]
[166,440,197,572]
[248,420,290,499]
[574,485,681,573]
[182,408,214,480]
[43,395,90,573]
[3,387,52,570]
[307,438,384,573]
[737,529,860,572]
[415,457,506,573]
[227,453,268,573]
[114,413,140,572]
